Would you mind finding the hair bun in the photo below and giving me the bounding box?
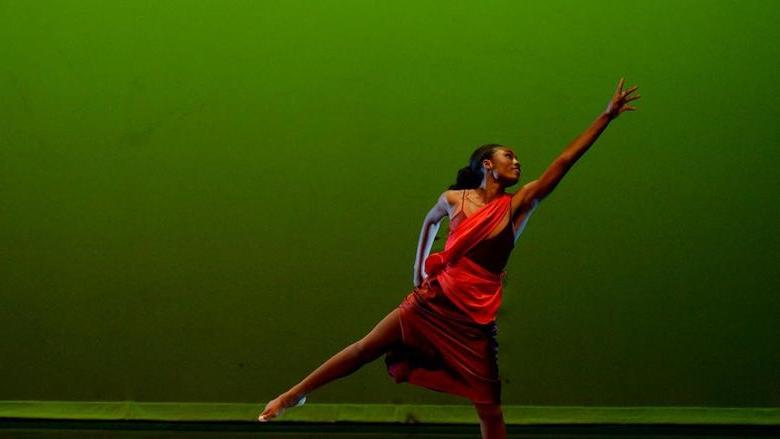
[448,143,501,190]
[449,165,483,190]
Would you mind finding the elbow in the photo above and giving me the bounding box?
[424,213,445,227]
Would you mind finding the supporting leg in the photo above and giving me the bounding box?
[474,402,506,439]
[258,308,403,421]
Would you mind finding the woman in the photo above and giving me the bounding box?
[259,78,640,438]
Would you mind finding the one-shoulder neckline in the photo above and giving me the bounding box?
[450,205,516,240]
[451,191,509,221]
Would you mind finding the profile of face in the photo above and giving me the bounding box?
[483,147,521,186]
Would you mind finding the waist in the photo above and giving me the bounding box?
[440,255,506,283]
[413,278,498,330]
[430,257,505,324]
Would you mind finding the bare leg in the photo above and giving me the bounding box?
[258,308,403,421]
[474,402,506,439]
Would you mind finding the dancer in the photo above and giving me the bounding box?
[258,78,640,438]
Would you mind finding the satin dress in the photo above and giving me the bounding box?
[385,191,515,404]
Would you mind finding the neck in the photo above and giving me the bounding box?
[477,177,505,203]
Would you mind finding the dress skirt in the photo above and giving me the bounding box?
[384,277,501,404]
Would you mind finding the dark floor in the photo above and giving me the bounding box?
[1,420,779,438]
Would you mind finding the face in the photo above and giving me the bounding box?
[484,147,521,185]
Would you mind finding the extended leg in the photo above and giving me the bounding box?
[474,402,506,439]
[258,308,403,421]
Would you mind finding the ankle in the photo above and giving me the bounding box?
[283,390,306,405]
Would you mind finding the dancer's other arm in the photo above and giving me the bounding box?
[413,192,450,288]
[510,77,640,218]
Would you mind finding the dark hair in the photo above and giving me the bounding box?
[448,143,503,190]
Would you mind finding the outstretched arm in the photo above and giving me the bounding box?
[413,192,449,287]
[511,77,640,217]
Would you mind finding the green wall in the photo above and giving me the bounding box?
[1,0,777,410]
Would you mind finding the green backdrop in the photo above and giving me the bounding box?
[1,0,778,421]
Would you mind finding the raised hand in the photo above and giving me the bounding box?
[605,77,640,120]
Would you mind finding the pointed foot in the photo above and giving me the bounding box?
[257,393,306,422]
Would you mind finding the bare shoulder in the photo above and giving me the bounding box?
[442,189,461,206]
[420,189,457,222]
[438,189,463,217]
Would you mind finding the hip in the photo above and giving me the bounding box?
[400,277,497,336]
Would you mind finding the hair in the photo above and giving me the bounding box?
[448,143,503,190]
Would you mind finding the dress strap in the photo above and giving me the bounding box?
[452,189,470,221]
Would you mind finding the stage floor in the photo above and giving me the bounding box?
[1,420,778,439]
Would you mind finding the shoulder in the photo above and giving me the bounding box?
[443,189,473,209]
[436,189,464,217]
[422,190,457,222]
[441,189,462,206]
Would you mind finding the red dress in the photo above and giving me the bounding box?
[385,192,515,404]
